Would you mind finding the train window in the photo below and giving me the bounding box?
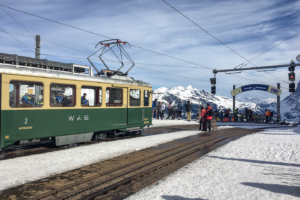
[130,89,140,106]
[50,83,76,107]
[9,81,44,108]
[144,90,149,106]
[81,86,102,107]
[106,88,123,106]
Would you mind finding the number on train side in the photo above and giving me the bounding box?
[25,118,28,124]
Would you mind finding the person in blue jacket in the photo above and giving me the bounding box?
[21,93,33,105]
[56,93,63,103]
[177,101,183,119]
[81,93,89,104]
[152,98,157,119]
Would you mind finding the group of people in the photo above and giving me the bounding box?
[21,93,43,106]
[55,93,72,106]
[152,99,214,132]
[215,108,277,123]
[198,104,213,132]
[152,99,192,121]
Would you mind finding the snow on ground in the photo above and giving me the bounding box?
[216,122,289,129]
[127,127,300,200]
[149,119,199,128]
[0,127,230,192]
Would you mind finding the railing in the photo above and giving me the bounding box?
[213,112,281,123]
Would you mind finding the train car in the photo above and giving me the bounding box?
[0,53,152,149]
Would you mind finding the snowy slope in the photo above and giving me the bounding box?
[152,85,277,119]
[127,126,300,200]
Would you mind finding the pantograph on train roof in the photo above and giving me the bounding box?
[87,39,135,77]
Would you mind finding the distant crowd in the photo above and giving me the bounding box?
[215,108,278,123]
[152,99,280,131]
[152,99,214,131]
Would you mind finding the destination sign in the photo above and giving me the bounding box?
[231,84,282,96]
[241,84,268,92]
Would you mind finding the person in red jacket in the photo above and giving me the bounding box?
[203,104,213,132]
[198,106,205,130]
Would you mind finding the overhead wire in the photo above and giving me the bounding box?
[0,4,211,70]
[136,66,238,86]
[229,74,288,89]
[236,29,300,69]
[161,0,293,85]
[0,27,34,52]
[0,30,212,69]
[162,0,257,67]
[0,4,290,89]
[0,6,34,36]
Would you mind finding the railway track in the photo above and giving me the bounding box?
[0,128,260,200]
[0,124,199,161]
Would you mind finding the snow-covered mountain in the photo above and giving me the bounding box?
[152,85,278,119]
[280,81,300,122]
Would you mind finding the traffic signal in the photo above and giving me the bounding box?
[210,78,216,84]
[289,83,295,93]
[211,86,216,95]
[289,61,296,71]
[289,72,295,81]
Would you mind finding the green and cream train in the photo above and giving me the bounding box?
[0,53,152,149]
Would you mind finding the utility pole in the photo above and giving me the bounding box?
[233,85,235,111]
[35,35,40,59]
[277,83,280,119]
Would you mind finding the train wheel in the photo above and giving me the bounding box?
[96,133,106,140]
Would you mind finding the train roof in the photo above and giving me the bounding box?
[0,53,152,88]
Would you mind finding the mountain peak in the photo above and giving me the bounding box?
[186,85,193,90]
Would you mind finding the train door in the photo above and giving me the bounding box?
[128,88,144,125]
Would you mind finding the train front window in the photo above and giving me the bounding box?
[106,88,123,106]
[144,90,149,106]
[81,86,102,107]
[9,81,44,108]
[130,89,140,106]
[50,83,75,107]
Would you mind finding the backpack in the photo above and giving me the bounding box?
[209,108,214,116]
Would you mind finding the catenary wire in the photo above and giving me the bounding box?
[0,6,34,36]
[229,74,288,89]
[136,66,238,86]
[236,29,300,69]
[0,4,291,88]
[0,29,289,90]
[0,27,34,52]
[0,4,211,70]
[161,0,257,68]
[0,30,290,89]
[0,30,212,69]
[161,0,293,84]
[264,71,289,83]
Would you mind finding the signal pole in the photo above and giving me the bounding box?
[211,62,300,95]
[35,35,41,59]
[277,83,280,119]
[233,85,235,111]
[288,61,296,93]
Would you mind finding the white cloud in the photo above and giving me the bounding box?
[0,0,299,100]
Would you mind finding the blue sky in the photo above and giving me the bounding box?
[0,0,300,100]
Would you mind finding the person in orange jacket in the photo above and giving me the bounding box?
[203,104,213,132]
[198,106,205,130]
[265,109,270,123]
